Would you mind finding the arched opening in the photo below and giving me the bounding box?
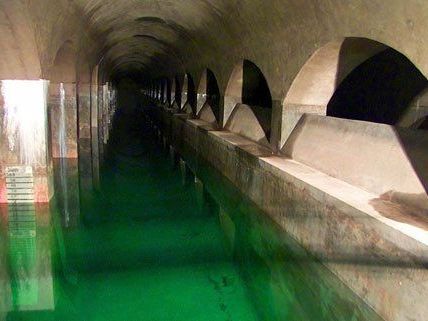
[196,69,220,126]
[181,73,196,114]
[283,38,428,140]
[282,38,428,211]
[224,60,272,146]
[327,46,428,125]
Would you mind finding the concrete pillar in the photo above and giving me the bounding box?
[270,99,284,153]
[97,84,104,164]
[91,67,100,189]
[48,82,80,219]
[102,84,110,145]
[48,83,78,159]
[0,80,53,203]
[77,82,93,193]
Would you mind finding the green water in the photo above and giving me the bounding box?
[0,107,382,321]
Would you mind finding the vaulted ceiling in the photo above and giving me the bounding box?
[74,0,228,78]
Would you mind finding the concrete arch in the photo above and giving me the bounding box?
[281,37,428,144]
[224,60,272,146]
[327,46,428,125]
[284,39,388,115]
[50,41,77,83]
[196,69,220,126]
[48,40,79,159]
[0,1,42,79]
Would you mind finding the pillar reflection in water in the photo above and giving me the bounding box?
[53,158,80,228]
[0,206,11,321]
[5,203,54,312]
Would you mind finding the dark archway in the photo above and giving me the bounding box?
[327,47,428,125]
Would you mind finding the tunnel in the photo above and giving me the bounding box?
[0,1,427,321]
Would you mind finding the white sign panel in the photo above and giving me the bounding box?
[5,166,35,204]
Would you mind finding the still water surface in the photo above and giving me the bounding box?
[0,108,382,321]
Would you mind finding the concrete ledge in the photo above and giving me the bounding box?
[158,111,428,321]
[282,114,428,210]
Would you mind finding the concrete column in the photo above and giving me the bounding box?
[48,82,80,218]
[270,99,284,153]
[90,69,100,189]
[102,84,109,145]
[217,95,226,128]
[48,83,78,159]
[77,82,93,193]
[97,85,104,164]
[0,80,53,203]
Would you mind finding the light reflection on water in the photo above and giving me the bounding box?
[0,203,54,317]
[1,112,382,321]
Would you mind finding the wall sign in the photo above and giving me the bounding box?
[5,166,35,203]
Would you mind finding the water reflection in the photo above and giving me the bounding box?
[2,116,385,320]
[0,206,11,321]
[185,149,384,321]
[53,158,80,228]
[1,203,54,315]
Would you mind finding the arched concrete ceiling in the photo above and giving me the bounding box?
[73,0,225,78]
[2,0,428,102]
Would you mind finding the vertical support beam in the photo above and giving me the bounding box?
[102,84,109,145]
[0,80,53,203]
[90,66,100,189]
[48,83,78,159]
[97,84,104,164]
[77,81,92,194]
[270,99,284,153]
[48,82,80,222]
